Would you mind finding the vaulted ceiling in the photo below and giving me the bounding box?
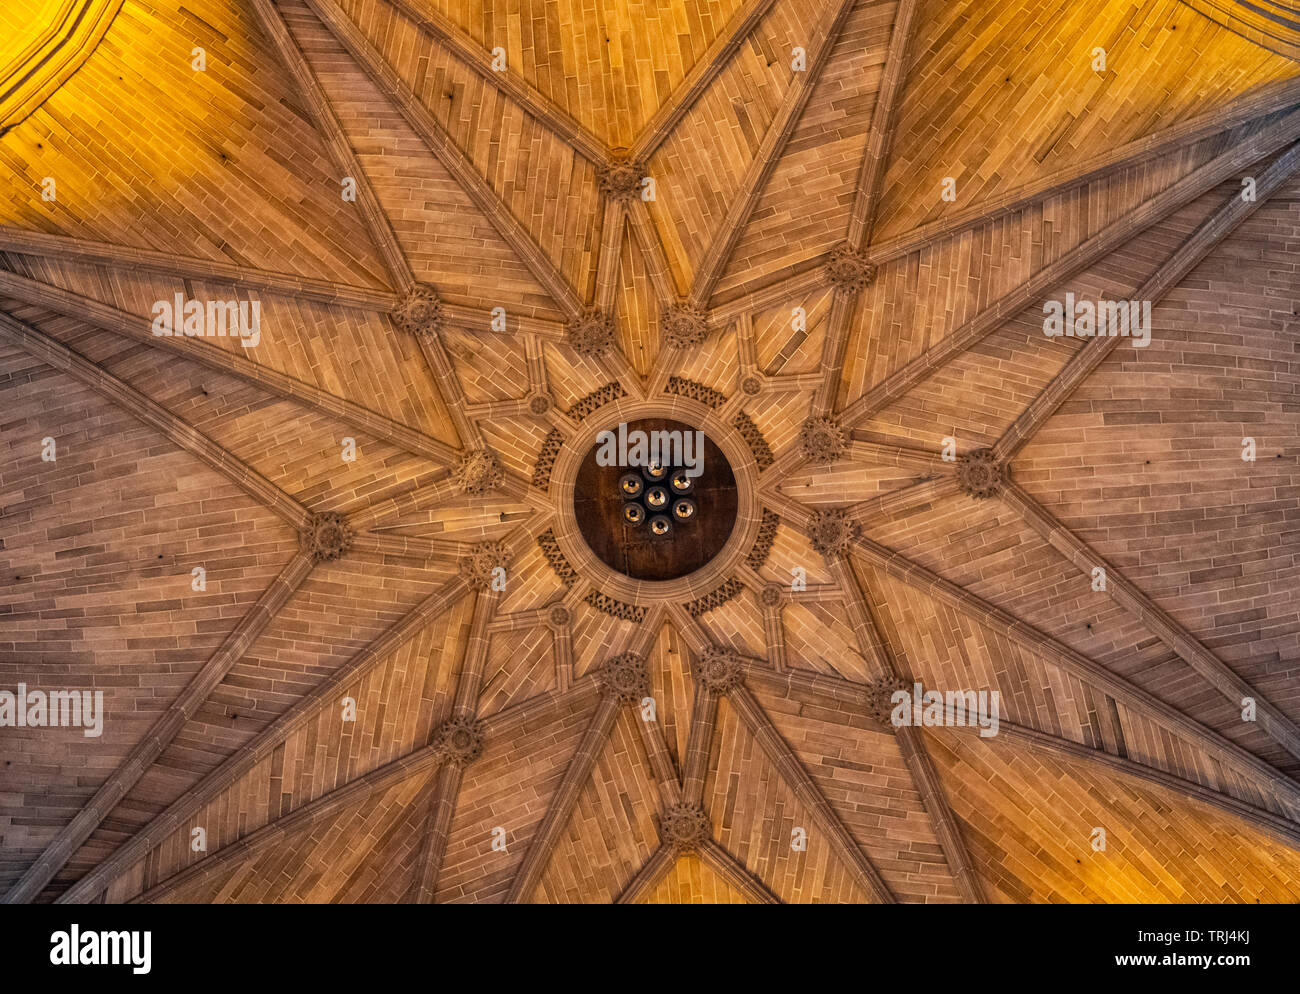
[1,0,1299,904]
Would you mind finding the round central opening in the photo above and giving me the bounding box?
[573,417,737,581]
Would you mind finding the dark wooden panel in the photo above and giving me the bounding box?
[573,418,737,581]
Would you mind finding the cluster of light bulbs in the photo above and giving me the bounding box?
[619,463,697,537]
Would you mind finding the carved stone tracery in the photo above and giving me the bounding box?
[661,302,708,350]
[598,155,644,204]
[799,416,846,465]
[300,512,354,563]
[696,645,744,694]
[567,307,615,358]
[863,677,910,731]
[459,540,512,589]
[390,284,443,337]
[599,651,650,703]
[457,448,505,496]
[956,448,1005,499]
[433,715,485,765]
[823,243,877,294]
[807,508,859,559]
[661,802,711,851]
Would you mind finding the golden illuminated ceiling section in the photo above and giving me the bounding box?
[373,0,767,148]
[0,0,123,135]
[1,0,1299,906]
[1178,0,1300,58]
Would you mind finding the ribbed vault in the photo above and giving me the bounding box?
[1,0,1298,904]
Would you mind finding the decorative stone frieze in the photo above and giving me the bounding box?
[732,411,774,470]
[566,382,626,422]
[745,510,780,571]
[531,428,566,492]
[664,376,726,409]
[586,590,647,622]
[537,528,579,587]
[684,578,744,618]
